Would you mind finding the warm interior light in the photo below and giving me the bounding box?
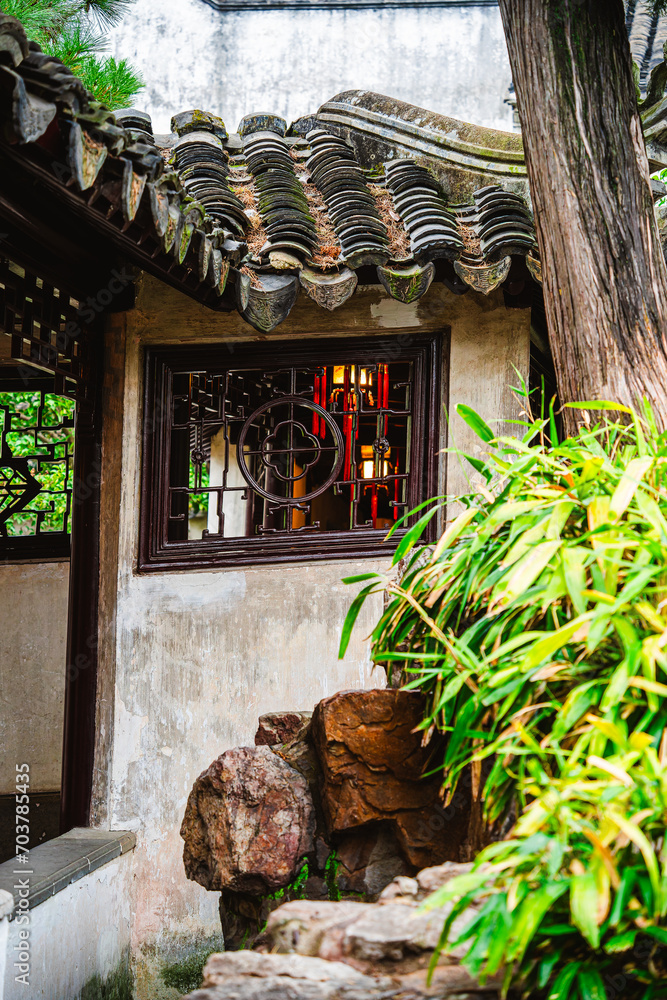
[361,444,390,460]
[332,366,370,387]
[361,459,390,479]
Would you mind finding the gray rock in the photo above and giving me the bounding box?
[182,951,397,1000]
[342,902,447,961]
[266,900,372,959]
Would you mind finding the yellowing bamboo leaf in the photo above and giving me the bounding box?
[607,810,661,909]
[629,676,667,697]
[495,540,561,604]
[584,714,626,746]
[431,507,479,562]
[586,755,634,787]
[588,496,611,533]
[487,500,548,529]
[582,589,615,605]
[502,522,548,569]
[629,731,654,751]
[609,457,653,520]
[546,501,576,539]
[581,829,621,889]
[636,601,666,634]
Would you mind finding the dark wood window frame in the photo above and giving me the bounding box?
[139,332,444,571]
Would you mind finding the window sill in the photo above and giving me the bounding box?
[0,829,136,918]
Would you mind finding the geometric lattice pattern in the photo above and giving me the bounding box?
[0,258,91,400]
[0,388,75,538]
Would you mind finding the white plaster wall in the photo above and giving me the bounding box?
[0,562,69,796]
[1,853,133,1000]
[106,0,513,134]
[97,279,530,952]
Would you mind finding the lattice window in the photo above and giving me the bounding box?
[0,375,75,559]
[141,335,440,568]
[0,259,92,400]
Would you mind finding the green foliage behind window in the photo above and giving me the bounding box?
[0,391,75,535]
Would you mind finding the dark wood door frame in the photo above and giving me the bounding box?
[59,329,104,833]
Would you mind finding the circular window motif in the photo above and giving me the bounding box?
[237,395,344,505]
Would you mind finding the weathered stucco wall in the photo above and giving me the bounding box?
[1,849,133,1000]
[106,0,513,134]
[0,561,69,796]
[93,278,530,966]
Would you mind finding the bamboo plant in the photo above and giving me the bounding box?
[340,389,667,998]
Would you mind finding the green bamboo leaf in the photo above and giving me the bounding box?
[548,396,559,447]
[494,540,561,604]
[603,929,637,953]
[341,573,380,584]
[521,613,594,670]
[456,403,495,443]
[576,967,608,1000]
[570,870,601,948]
[548,962,582,999]
[562,546,588,615]
[392,505,443,565]
[565,401,635,414]
[505,881,569,965]
[338,583,378,659]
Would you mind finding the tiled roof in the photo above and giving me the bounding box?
[1,12,666,333]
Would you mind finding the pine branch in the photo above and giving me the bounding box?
[44,22,107,70]
[78,0,135,28]
[0,0,79,43]
[76,54,143,109]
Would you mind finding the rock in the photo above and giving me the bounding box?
[255,711,312,747]
[378,862,474,904]
[202,951,375,985]
[377,875,420,902]
[416,862,474,896]
[263,890,484,970]
[336,825,411,898]
[311,690,469,868]
[266,900,372,958]
[395,966,502,996]
[181,746,315,893]
[182,950,394,1000]
[187,953,501,998]
[342,902,452,962]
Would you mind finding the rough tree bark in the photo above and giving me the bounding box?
[499,0,667,428]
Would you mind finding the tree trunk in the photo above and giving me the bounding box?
[499,0,667,429]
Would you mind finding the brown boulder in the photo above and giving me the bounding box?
[311,690,469,868]
[255,711,313,747]
[181,746,315,893]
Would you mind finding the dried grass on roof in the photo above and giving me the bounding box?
[459,223,483,262]
[240,264,262,288]
[289,149,341,270]
[229,178,267,257]
[368,184,410,260]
